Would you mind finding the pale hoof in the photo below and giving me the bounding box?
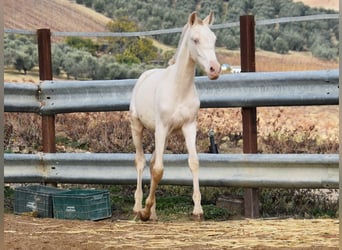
[149,213,158,221]
[133,208,140,215]
[191,213,204,222]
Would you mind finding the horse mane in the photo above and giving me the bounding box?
[168,23,190,65]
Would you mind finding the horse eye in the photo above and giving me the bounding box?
[193,38,200,44]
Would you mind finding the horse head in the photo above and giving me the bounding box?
[187,12,221,80]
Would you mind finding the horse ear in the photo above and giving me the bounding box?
[188,11,198,26]
[203,11,215,25]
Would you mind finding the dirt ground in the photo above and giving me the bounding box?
[4,213,339,249]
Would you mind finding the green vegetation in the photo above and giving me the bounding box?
[4,34,37,74]
[260,188,338,218]
[4,13,166,79]
[4,33,161,80]
[65,37,98,55]
[105,17,159,64]
[77,0,338,60]
[4,186,14,213]
[4,183,337,220]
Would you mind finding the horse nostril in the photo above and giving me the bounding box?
[210,66,215,72]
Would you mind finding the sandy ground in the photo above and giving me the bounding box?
[4,214,339,249]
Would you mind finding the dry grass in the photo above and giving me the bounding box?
[294,0,339,11]
[4,68,40,84]
[4,104,339,155]
[4,214,339,249]
[217,49,339,72]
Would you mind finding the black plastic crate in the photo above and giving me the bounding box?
[52,189,112,221]
[14,185,66,218]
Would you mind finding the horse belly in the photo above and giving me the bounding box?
[137,109,155,130]
[132,92,156,130]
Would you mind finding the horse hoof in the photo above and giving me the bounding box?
[138,210,151,222]
[191,213,204,222]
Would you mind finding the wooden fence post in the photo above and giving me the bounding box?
[37,29,56,186]
[240,15,259,218]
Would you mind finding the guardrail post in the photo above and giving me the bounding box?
[240,15,259,218]
[37,29,56,186]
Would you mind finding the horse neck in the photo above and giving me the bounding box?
[172,29,196,91]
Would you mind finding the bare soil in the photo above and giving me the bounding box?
[4,0,110,32]
[294,0,339,11]
[4,214,339,249]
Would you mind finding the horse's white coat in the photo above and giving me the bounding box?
[129,11,221,221]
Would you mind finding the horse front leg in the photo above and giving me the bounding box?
[139,125,167,221]
[131,117,145,215]
[182,122,203,220]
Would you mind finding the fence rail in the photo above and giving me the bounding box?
[4,153,339,188]
[4,69,339,114]
[4,82,41,113]
[4,69,339,188]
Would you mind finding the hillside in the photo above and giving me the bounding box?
[217,49,338,72]
[4,0,339,82]
[5,0,338,33]
[4,0,111,32]
[294,0,339,11]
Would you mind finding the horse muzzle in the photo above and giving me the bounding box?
[208,61,221,80]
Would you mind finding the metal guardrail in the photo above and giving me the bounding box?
[4,153,339,188]
[4,82,40,113]
[196,69,338,108]
[41,78,134,114]
[4,69,339,187]
[4,69,339,114]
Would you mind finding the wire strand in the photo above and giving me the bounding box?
[4,14,338,37]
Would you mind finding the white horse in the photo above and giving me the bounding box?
[129,11,221,221]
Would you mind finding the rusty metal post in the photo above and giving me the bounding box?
[240,15,259,218]
[37,29,56,153]
[37,29,56,186]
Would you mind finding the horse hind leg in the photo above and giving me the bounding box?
[131,116,146,215]
[143,152,158,221]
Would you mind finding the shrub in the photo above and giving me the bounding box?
[260,188,338,218]
[311,44,338,61]
[65,37,98,55]
[258,32,274,51]
[274,37,289,54]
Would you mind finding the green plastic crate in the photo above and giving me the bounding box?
[52,189,112,221]
[14,185,66,218]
